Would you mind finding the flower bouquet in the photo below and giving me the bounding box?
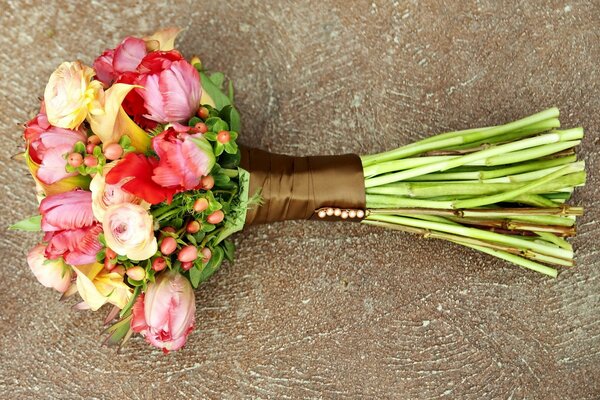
[12,29,586,352]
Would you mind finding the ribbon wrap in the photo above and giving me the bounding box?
[240,147,366,225]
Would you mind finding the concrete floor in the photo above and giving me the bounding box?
[0,1,598,399]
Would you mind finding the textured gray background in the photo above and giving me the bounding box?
[0,0,598,399]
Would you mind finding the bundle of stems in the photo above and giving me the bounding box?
[360,108,585,277]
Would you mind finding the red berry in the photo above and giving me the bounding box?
[193,198,209,212]
[162,226,176,234]
[67,153,83,168]
[207,210,224,224]
[112,265,125,276]
[86,143,97,154]
[178,245,198,263]
[217,130,230,144]
[181,261,193,271]
[88,135,101,145]
[195,122,208,133]
[103,143,123,160]
[197,107,209,119]
[84,155,98,167]
[201,175,214,190]
[152,257,167,272]
[126,266,146,281]
[160,237,177,255]
[186,220,201,234]
[201,247,212,263]
[104,257,115,271]
[105,248,117,260]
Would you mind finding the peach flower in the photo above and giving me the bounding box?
[90,163,149,222]
[103,203,157,261]
[27,243,72,293]
[44,61,103,129]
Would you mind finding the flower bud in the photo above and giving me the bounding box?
[201,247,212,263]
[126,266,146,281]
[201,175,214,190]
[207,210,224,224]
[160,236,177,255]
[193,198,208,212]
[152,257,166,272]
[68,153,83,167]
[186,220,200,234]
[217,130,230,144]
[84,155,98,167]
[177,245,198,262]
[103,143,124,160]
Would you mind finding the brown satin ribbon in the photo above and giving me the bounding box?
[240,147,366,225]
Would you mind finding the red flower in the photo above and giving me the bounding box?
[105,153,177,205]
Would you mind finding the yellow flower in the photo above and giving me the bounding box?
[73,263,132,311]
[44,61,103,129]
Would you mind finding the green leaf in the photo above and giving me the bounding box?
[189,266,202,288]
[200,71,232,110]
[205,117,229,133]
[222,240,236,262]
[228,80,235,103]
[10,215,41,231]
[209,72,225,89]
[119,286,140,318]
[199,246,224,283]
[219,105,241,133]
[219,148,241,168]
[188,116,202,126]
[102,314,133,347]
[214,167,250,244]
[224,141,238,155]
[73,141,86,154]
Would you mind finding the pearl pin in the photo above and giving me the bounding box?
[318,210,327,218]
[326,208,334,216]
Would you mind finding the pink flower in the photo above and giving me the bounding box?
[151,127,215,191]
[24,107,87,185]
[27,243,72,293]
[131,270,196,353]
[102,203,157,261]
[93,36,147,86]
[135,50,201,123]
[39,190,102,265]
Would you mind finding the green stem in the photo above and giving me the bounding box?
[365,214,572,260]
[361,108,560,167]
[453,164,584,208]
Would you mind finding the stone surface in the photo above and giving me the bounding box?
[0,1,599,399]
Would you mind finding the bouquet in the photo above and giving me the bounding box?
[12,29,586,353]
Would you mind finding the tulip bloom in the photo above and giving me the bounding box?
[103,203,157,261]
[151,127,215,190]
[24,107,88,185]
[93,36,147,86]
[39,190,103,265]
[44,61,103,130]
[131,270,196,352]
[27,243,72,293]
[135,50,201,124]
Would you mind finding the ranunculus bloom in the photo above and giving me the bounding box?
[24,106,87,185]
[103,203,157,261]
[134,50,201,124]
[93,36,147,86]
[90,163,149,222]
[27,243,72,293]
[151,127,216,190]
[39,190,103,265]
[131,270,195,352]
[44,61,103,129]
